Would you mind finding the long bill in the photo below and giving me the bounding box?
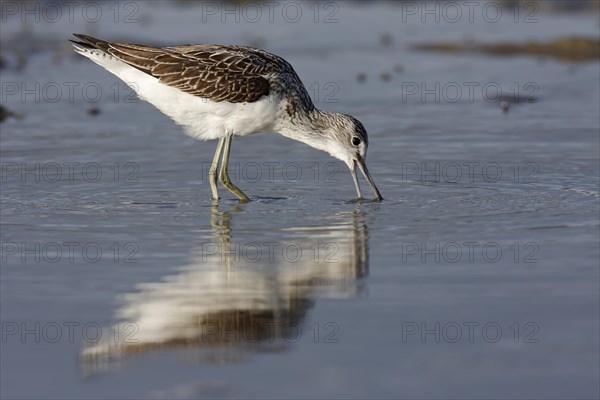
[352,159,383,201]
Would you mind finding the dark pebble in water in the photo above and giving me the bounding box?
[0,106,8,122]
[498,94,538,104]
[0,105,22,122]
[381,72,392,82]
[88,107,100,116]
[380,33,393,47]
[393,64,404,73]
[500,101,510,113]
[356,72,367,83]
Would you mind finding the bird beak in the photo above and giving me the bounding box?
[351,157,383,201]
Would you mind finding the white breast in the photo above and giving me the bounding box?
[74,46,281,141]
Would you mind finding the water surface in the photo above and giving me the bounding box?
[1,2,599,399]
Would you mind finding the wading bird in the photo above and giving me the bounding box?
[71,34,382,202]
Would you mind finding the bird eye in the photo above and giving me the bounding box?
[352,137,361,146]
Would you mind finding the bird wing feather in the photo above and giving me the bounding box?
[72,34,288,103]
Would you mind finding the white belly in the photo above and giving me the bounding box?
[75,47,280,140]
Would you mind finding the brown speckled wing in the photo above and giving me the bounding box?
[146,48,272,102]
[72,34,279,103]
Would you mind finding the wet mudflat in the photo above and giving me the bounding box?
[1,2,599,399]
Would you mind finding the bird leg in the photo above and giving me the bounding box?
[209,138,226,201]
[219,135,250,202]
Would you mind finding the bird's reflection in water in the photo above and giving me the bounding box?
[81,205,370,368]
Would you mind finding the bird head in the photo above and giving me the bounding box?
[321,113,383,201]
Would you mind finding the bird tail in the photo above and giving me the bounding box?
[69,33,111,53]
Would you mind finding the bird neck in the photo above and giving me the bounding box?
[275,108,336,153]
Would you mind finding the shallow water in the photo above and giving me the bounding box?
[1,2,599,399]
